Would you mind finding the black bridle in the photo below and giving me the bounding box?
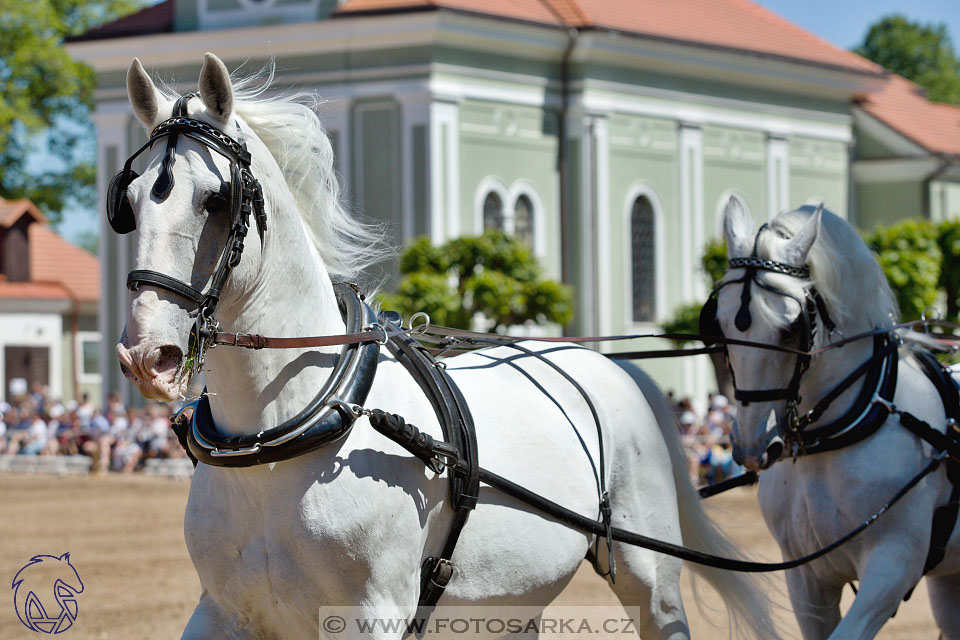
[701,224,837,409]
[107,94,266,372]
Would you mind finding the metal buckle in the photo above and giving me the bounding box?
[233,332,263,349]
[364,323,389,346]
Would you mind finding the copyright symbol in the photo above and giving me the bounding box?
[323,615,346,634]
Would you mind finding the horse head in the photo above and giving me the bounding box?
[114,53,267,401]
[714,197,823,469]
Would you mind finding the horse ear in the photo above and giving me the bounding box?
[127,58,170,128]
[198,52,233,125]
[722,196,753,258]
[782,203,822,266]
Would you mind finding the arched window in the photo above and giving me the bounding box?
[513,194,534,249]
[631,196,656,322]
[482,192,504,232]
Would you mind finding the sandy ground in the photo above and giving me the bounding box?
[0,474,940,639]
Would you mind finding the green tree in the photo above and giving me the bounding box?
[937,220,960,322]
[854,14,960,104]
[864,219,942,321]
[379,231,573,332]
[660,239,735,399]
[0,0,143,222]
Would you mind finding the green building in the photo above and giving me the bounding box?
[67,0,960,408]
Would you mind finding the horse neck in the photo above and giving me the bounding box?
[201,150,346,437]
[796,320,875,424]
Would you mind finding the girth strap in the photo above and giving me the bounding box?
[909,349,960,574]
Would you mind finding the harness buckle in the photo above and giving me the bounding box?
[233,333,265,349]
[871,394,898,415]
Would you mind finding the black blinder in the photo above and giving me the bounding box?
[107,168,139,235]
[698,296,721,346]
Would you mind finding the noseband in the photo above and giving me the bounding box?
[107,94,266,371]
[700,224,836,407]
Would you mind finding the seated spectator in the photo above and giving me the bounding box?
[19,408,49,455]
[81,409,114,474]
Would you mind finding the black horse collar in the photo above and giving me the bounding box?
[172,282,380,467]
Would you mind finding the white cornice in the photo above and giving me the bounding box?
[577,82,853,143]
[851,156,941,183]
[578,30,886,100]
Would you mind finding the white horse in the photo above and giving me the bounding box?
[114,52,774,640]
[716,198,960,639]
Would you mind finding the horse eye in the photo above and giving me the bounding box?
[204,193,228,215]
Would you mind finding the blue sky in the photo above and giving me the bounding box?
[754,0,960,50]
[54,1,960,245]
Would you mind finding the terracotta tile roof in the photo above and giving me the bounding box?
[67,0,173,42]
[28,224,100,302]
[0,197,100,302]
[0,199,46,227]
[856,74,960,155]
[336,0,883,74]
[336,0,569,26]
[0,281,73,301]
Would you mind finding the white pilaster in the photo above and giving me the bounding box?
[397,92,431,241]
[766,135,789,217]
[593,116,612,338]
[428,100,460,244]
[679,123,704,301]
[92,105,131,407]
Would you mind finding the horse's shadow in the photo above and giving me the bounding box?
[294,445,438,528]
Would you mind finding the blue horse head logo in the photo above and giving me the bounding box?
[12,553,84,634]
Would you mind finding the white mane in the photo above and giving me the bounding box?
[162,66,388,280]
[764,205,899,333]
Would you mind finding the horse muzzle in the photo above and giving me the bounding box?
[117,339,188,401]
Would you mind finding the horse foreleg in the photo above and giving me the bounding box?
[825,548,923,640]
[181,589,258,640]
[784,567,842,640]
[928,573,960,640]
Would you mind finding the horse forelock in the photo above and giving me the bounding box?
[757,205,899,335]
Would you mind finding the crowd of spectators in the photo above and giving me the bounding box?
[0,384,187,473]
[671,393,745,487]
[5,382,743,483]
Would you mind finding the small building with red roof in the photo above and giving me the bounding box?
[65,0,957,402]
[852,74,960,227]
[0,198,101,404]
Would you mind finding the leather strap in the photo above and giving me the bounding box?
[127,269,206,305]
[212,329,386,350]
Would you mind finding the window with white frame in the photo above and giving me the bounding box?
[482,191,505,232]
[513,194,534,250]
[76,332,101,384]
[631,196,656,323]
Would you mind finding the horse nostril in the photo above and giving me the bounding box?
[765,440,784,466]
[151,345,184,377]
